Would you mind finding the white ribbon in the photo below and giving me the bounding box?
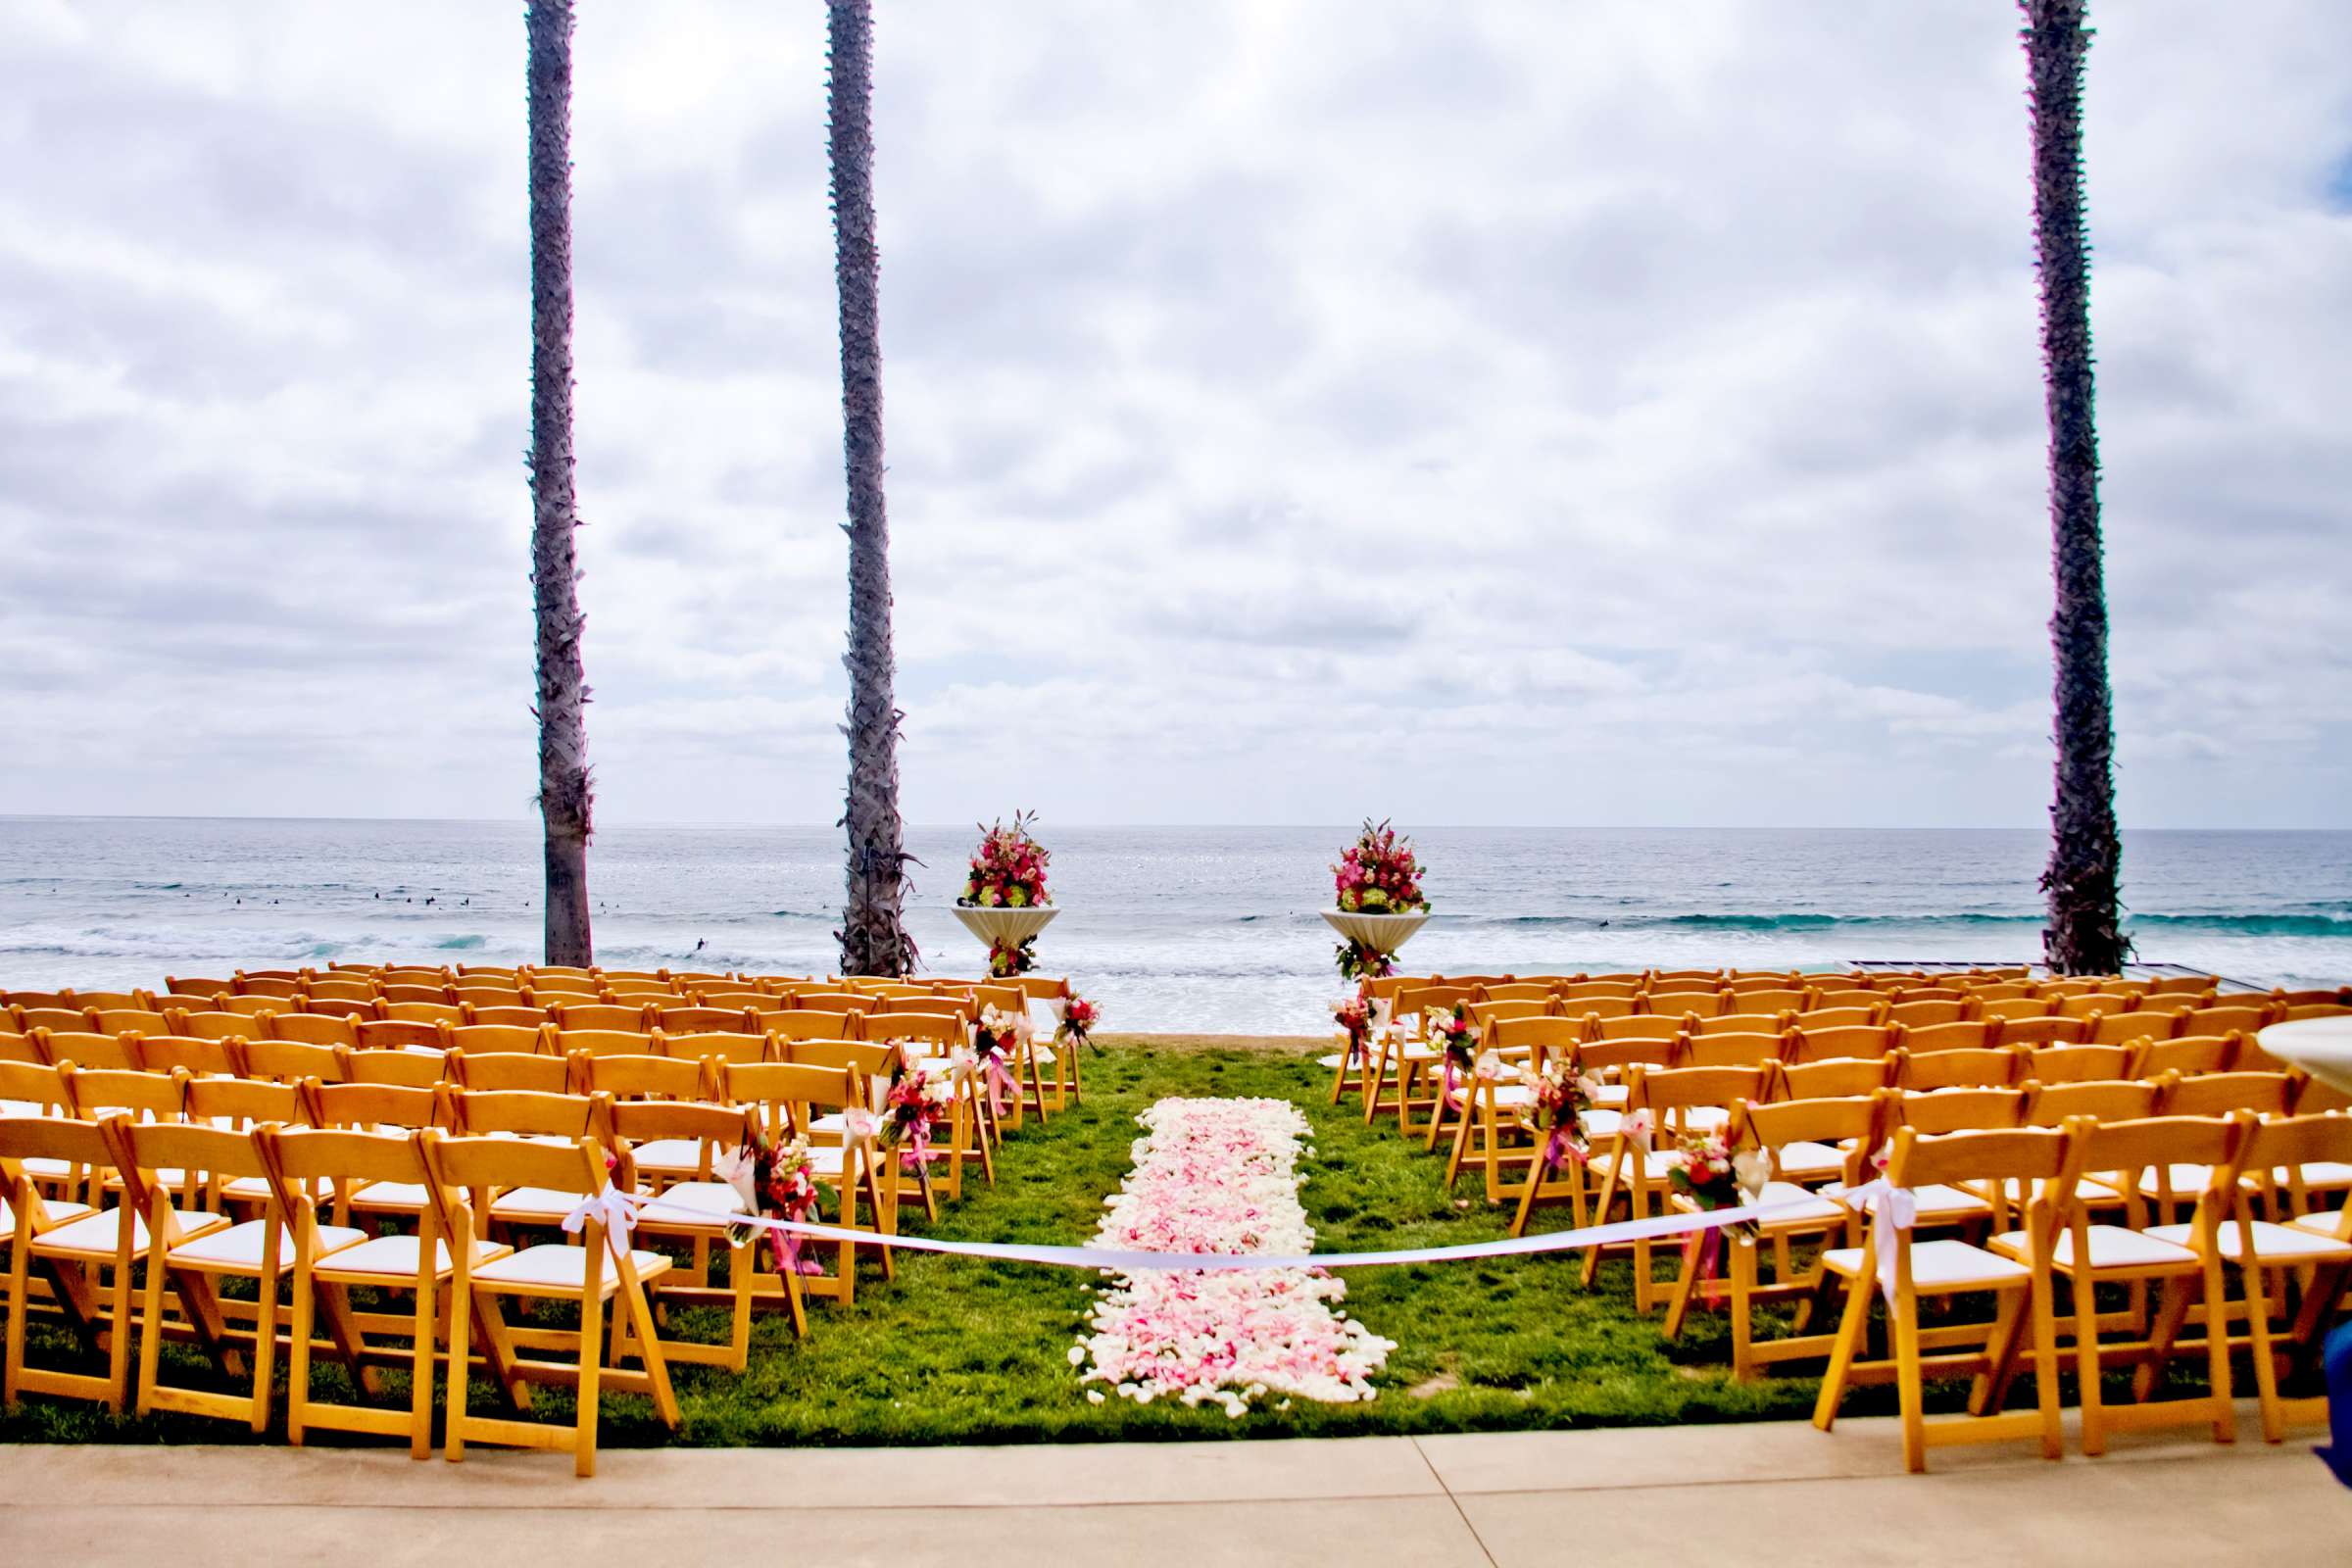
[563,1180,645,1259]
[1827,1176,1916,1301]
[628,1189,1823,1274]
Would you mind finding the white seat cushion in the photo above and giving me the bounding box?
[0,1197,89,1234]
[489,1185,592,1223]
[2294,1161,2352,1190]
[348,1180,429,1211]
[35,1205,227,1258]
[1487,1084,1535,1107]
[318,1233,505,1281]
[1910,1183,1994,1220]
[1986,1223,2199,1271]
[1680,1105,1729,1133]
[1823,1238,2031,1290]
[220,1174,274,1201]
[640,1181,750,1232]
[2290,1210,2348,1239]
[171,1217,367,1270]
[472,1242,672,1295]
[1590,1083,1629,1107]
[809,1112,850,1134]
[2147,1219,2352,1262]
[2136,1163,2256,1199]
[626,1138,704,1172]
[1581,1109,1623,1138]
[24,1156,74,1179]
[1773,1141,1846,1179]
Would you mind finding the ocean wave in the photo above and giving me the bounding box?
[1432,910,2352,938]
[433,934,488,951]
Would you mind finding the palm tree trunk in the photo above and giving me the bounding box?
[526,0,593,967]
[827,0,916,977]
[2021,0,2124,976]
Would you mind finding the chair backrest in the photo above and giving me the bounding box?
[719,1060,862,1136]
[233,975,302,998]
[1893,1046,2022,1092]
[355,1019,445,1053]
[1885,1124,2068,1195]
[380,1000,466,1025]
[579,1053,707,1102]
[1467,999,1550,1030]
[1555,980,1642,1002]
[778,1040,901,1100]
[691,990,772,1011]
[305,1080,444,1131]
[654,1029,771,1066]
[1577,1037,1678,1077]
[165,977,233,999]
[1591,1014,1687,1044]
[110,1119,270,1201]
[1727,989,1807,1014]
[340,1046,447,1088]
[446,1023,553,1056]
[1893,1019,1994,1054]
[1690,1010,1788,1037]
[61,1064,186,1119]
[128,1034,237,1076]
[89,1008,172,1038]
[2021,1078,2161,1126]
[2135,1033,2239,1078]
[2176,1004,2277,1039]
[2156,1070,2301,1118]
[213,995,285,1018]
[877,997,971,1020]
[2015,1044,2132,1085]
[234,1038,346,1084]
[1990,1015,2087,1049]
[1680,1031,1785,1069]
[422,1131,608,1221]
[1395,984,1477,1019]
[265,1012,360,1049]
[165,1010,266,1044]
[1892,1087,2026,1134]
[0,1113,120,1200]
[12,1006,90,1036]
[446,1088,602,1139]
[553,1003,654,1033]
[32,1027,138,1070]
[1642,990,1726,1019]
[865,1012,964,1050]
[1733,1092,1885,1177]
[445,1050,572,1094]
[1627,1065,1770,1119]
[654,1005,757,1035]
[2234,1112,2352,1188]
[184,1075,306,1128]
[1886,999,1972,1028]
[0,1060,70,1110]
[788,990,875,1014]
[1476,983,1552,1004]
[764,1009,865,1042]
[1786,1023,1894,1062]
[559,1028,657,1059]
[1810,990,1887,1014]
[378,984,457,1005]
[1977,997,2056,1022]
[1558,996,1639,1024]
[521,974,601,999]
[1772,1055,1895,1101]
[608,1100,759,1185]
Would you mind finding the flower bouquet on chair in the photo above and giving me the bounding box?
[1054,991,1102,1055]
[1324,819,1431,982]
[1427,1003,1479,1112]
[973,1005,1024,1118]
[954,810,1057,976]
[1664,1132,1771,1296]
[1526,1059,1595,1174]
[718,1129,825,1276]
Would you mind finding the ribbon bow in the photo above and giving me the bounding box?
[563,1180,645,1260]
[1831,1175,1916,1302]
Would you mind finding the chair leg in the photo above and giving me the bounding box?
[575,1236,606,1480]
[2029,1263,2064,1460]
[2197,1251,2237,1446]
[1812,1268,1874,1433]
[2075,1266,2109,1455]
[249,1226,280,1436]
[1893,1285,1928,1474]
[2239,1253,2285,1444]
[444,1247,474,1463]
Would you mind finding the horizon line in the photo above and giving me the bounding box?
[0,812,2342,834]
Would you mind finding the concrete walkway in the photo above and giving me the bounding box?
[3,1411,2343,1566]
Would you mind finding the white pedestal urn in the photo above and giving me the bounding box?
[1320,908,1431,980]
[2257,1016,2352,1097]
[952,905,1058,978]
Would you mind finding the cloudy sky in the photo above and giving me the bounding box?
[1,1,2346,830]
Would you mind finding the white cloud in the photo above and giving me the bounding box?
[0,0,2344,830]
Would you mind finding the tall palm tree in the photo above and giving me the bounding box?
[526,0,594,966]
[2021,0,2125,976]
[827,0,916,977]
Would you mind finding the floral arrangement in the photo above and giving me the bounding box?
[1525,1059,1595,1171]
[973,1004,1024,1113]
[959,809,1051,908]
[1073,1097,1393,1415]
[717,1129,824,1276]
[1332,818,1427,914]
[882,1065,952,1168]
[1332,991,1374,1063]
[1331,819,1428,981]
[1055,991,1101,1054]
[1664,1132,1771,1284]
[1427,1003,1480,1108]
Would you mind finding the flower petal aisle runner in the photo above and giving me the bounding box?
[1075,1097,1393,1415]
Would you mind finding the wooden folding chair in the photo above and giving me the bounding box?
[1662,1092,1882,1378]
[1811,1124,2071,1472]
[1986,1112,2248,1455]
[610,1099,787,1364]
[1578,1066,1768,1311]
[718,1062,891,1303]
[424,1131,680,1476]
[3,1114,226,1411]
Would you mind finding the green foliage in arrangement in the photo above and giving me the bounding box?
[5,1038,2047,1449]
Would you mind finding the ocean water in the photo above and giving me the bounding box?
[1,817,2346,1034]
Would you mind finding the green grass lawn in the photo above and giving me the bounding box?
[5,1036,1945,1448]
